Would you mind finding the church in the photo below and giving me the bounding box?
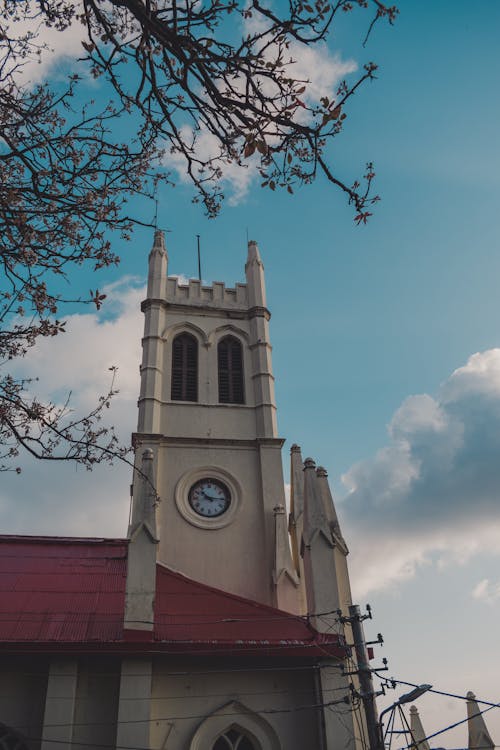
[0,232,363,750]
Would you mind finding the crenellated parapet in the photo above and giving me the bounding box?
[165,277,249,310]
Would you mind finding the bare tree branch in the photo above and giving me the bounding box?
[0,0,397,470]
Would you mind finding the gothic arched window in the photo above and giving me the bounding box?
[212,728,256,750]
[218,336,244,404]
[171,332,198,401]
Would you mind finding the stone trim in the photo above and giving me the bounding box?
[141,298,271,321]
[175,465,242,530]
[189,701,280,750]
[132,433,286,449]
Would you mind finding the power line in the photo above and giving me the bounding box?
[397,702,499,750]
[0,597,343,623]
[0,643,346,658]
[16,695,352,748]
[0,610,343,625]
[377,676,500,750]
[376,674,500,710]
[32,683,350,705]
[0,663,343,679]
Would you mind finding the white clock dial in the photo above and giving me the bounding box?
[188,478,231,518]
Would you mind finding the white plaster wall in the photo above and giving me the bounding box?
[71,658,120,750]
[157,309,258,440]
[154,441,286,605]
[149,657,320,750]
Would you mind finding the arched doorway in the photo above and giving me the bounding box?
[190,701,280,750]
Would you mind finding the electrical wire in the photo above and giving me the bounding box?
[0,608,343,625]
[375,676,500,750]
[0,663,341,679]
[375,673,500,710]
[0,643,346,659]
[398,702,499,750]
[350,696,369,750]
[25,684,350,704]
[14,694,352,748]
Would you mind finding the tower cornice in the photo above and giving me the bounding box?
[132,433,286,449]
[141,298,271,321]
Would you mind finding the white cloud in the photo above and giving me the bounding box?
[10,277,144,410]
[3,1,88,85]
[164,12,356,205]
[243,11,357,106]
[341,349,500,596]
[472,578,500,605]
[0,277,145,537]
[165,126,256,206]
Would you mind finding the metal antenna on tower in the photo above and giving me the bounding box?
[196,235,202,281]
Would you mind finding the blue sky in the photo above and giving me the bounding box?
[2,1,500,745]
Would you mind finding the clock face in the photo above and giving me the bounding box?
[188,478,231,518]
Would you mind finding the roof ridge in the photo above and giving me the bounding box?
[0,535,128,546]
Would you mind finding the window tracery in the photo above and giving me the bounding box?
[213,728,256,750]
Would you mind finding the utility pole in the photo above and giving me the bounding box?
[346,604,383,750]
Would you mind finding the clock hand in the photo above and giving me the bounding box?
[203,489,220,500]
[201,490,217,502]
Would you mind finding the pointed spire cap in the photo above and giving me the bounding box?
[150,229,167,257]
[273,504,299,609]
[303,457,332,546]
[467,692,495,750]
[316,465,348,553]
[130,448,158,539]
[246,239,263,266]
[409,705,430,750]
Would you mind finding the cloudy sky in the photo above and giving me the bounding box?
[2,1,500,746]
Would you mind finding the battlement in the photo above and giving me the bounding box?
[166,276,249,309]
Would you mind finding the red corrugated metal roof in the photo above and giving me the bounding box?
[152,564,345,657]
[0,536,127,644]
[0,536,344,658]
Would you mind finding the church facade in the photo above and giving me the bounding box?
[0,233,362,750]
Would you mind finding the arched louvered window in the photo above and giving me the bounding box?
[212,728,256,750]
[218,336,244,404]
[171,332,198,401]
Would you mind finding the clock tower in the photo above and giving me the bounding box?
[0,229,364,750]
[132,230,299,608]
